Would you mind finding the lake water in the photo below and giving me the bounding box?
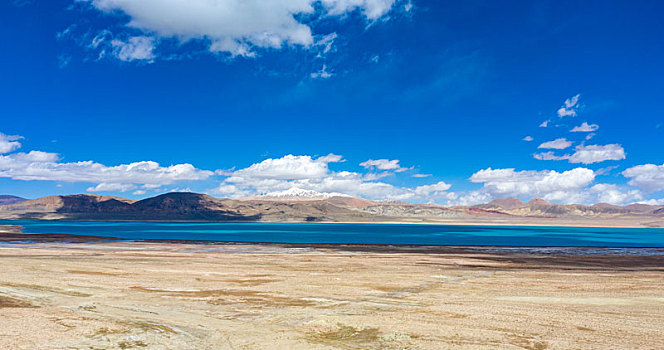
[4,220,664,247]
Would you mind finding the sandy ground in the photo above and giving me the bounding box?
[0,234,663,349]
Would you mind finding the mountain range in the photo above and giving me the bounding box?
[0,191,662,227]
[0,195,26,206]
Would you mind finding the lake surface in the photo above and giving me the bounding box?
[4,220,664,247]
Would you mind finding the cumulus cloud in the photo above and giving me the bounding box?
[360,159,409,172]
[469,167,596,201]
[538,138,572,150]
[85,0,399,58]
[0,133,23,154]
[588,184,642,205]
[466,166,647,205]
[0,136,213,191]
[534,144,626,164]
[447,190,493,206]
[637,198,664,205]
[230,154,340,180]
[523,136,533,141]
[413,181,451,196]
[623,163,664,193]
[0,156,211,185]
[539,120,549,128]
[211,154,451,202]
[557,93,580,117]
[7,151,60,163]
[568,144,625,164]
[571,122,599,132]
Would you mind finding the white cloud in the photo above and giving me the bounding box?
[169,187,193,193]
[623,163,664,193]
[538,138,572,150]
[0,151,212,188]
[360,158,409,172]
[588,183,642,205]
[133,190,147,195]
[111,36,156,62]
[413,181,451,196]
[230,154,340,180]
[571,122,599,132]
[314,32,337,56]
[564,94,580,108]
[568,144,625,164]
[0,133,23,154]
[7,151,60,162]
[636,198,664,205]
[523,136,533,141]
[87,183,137,192]
[585,133,595,140]
[469,167,596,200]
[412,173,431,178]
[465,159,646,205]
[321,0,397,19]
[447,190,493,206]
[557,93,580,117]
[535,144,626,164]
[87,0,398,58]
[211,154,451,202]
[539,120,549,128]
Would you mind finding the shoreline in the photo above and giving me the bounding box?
[2,229,664,258]
[2,217,663,229]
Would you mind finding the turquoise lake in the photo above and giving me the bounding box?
[3,220,664,247]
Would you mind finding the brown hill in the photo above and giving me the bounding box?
[0,192,383,222]
[0,194,134,218]
[484,198,525,210]
[527,198,550,207]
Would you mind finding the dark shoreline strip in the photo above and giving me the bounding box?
[2,228,664,270]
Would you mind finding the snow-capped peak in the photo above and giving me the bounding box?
[254,187,351,201]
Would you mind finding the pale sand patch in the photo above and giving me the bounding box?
[496,296,664,306]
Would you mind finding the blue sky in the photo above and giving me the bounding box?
[1,0,663,205]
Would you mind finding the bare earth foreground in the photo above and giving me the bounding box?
[0,231,663,349]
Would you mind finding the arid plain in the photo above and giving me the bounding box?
[1,230,663,349]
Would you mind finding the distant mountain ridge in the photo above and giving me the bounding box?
[0,193,662,227]
[472,197,662,217]
[0,195,26,206]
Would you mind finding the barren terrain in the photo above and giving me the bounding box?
[0,232,663,349]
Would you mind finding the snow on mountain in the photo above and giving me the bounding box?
[249,188,352,201]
